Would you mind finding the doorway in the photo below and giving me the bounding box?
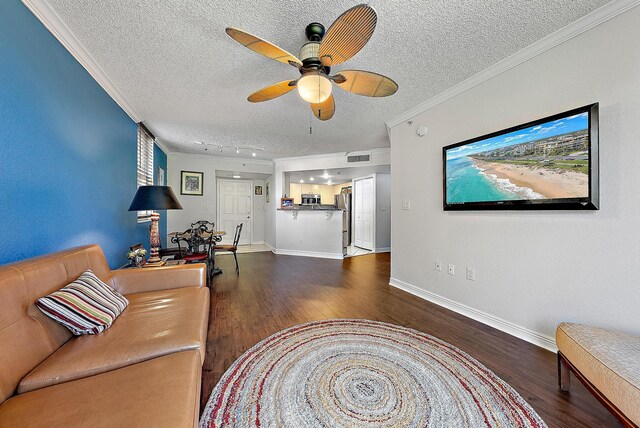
[353,176,374,250]
[217,179,252,245]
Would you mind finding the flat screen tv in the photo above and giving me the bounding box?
[443,103,599,210]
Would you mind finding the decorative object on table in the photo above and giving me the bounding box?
[127,244,147,268]
[213,223,243,274]
[265,181,270,203]
[225,4,398,122]
[200,319,547,428]
[36,270,129,336]
[128,185,183,264]
[180,170,204,196]
[254,185,262,196]
[280,197,294,209]
[157,166,166,186]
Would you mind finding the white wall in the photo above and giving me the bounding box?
[166,154,273,237]
[252,179,266,243]
[264,175,275,248]
[375,174,391,251]
[389,6,640,348]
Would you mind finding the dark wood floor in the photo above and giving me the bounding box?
[202,252,620,427]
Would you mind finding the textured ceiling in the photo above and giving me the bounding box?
[45,0,610,159]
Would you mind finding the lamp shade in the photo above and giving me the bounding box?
[128,186,183,211]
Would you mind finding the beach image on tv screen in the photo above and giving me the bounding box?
[445,112,589,204]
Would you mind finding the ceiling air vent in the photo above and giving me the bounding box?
[347,154,371,163]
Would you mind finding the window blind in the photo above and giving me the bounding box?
[136,124,155,221]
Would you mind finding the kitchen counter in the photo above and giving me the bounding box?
[277,207,344,211]
[275,208,345,259]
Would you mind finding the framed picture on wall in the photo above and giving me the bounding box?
[157,167,166,186]
[180,170,204,196]
[255,185,263,196]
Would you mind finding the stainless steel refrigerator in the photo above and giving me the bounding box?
[335,193,352,255]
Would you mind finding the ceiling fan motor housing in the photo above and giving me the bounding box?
[300,42,321,68]
[305,22,325,41]
[301,23,327,71]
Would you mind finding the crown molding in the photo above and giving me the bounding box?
[152,138,173,156]
[385,0,640,129]
[21,0,143,123]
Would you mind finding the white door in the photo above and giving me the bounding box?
[354,177,374,250]
[217,179,252,245]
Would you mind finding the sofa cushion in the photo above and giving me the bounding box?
[556,322,640,425]
[18,286,209,393]
[0,350,201,428]
[36,270,129,335]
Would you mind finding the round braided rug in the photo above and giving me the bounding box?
[200,319,547,428]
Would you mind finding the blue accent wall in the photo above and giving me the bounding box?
[0,1,151,268]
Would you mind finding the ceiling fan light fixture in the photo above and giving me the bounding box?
[297,71,332,104]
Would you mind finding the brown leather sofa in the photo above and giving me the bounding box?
[0,244,209,427]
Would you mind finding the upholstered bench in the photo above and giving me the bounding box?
[557,322,640,427]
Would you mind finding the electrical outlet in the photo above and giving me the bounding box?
[435,260,442,271]
[401,200,411,210]
[466,267,476,281]
[448,264,455,276]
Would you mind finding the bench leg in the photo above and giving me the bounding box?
[558,352,571,392]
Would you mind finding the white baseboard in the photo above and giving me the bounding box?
[275,249,344,260]
[389,277,557,352]
[264,242,275,252]
[250,240,265,245]
[375,247,391,253]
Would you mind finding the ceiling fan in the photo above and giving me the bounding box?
[226,4,398,121]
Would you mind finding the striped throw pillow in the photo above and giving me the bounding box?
[36,270,129,335]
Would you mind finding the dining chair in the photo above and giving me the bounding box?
[179,228,214,283]
[213,223,243,274]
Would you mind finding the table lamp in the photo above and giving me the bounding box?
[128,185,183,263]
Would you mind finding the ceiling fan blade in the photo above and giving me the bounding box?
[247,80,297,103]
[226,28,302,67]
[333,70,398,97]
[318,4,377,66]
[310,94,335,121]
